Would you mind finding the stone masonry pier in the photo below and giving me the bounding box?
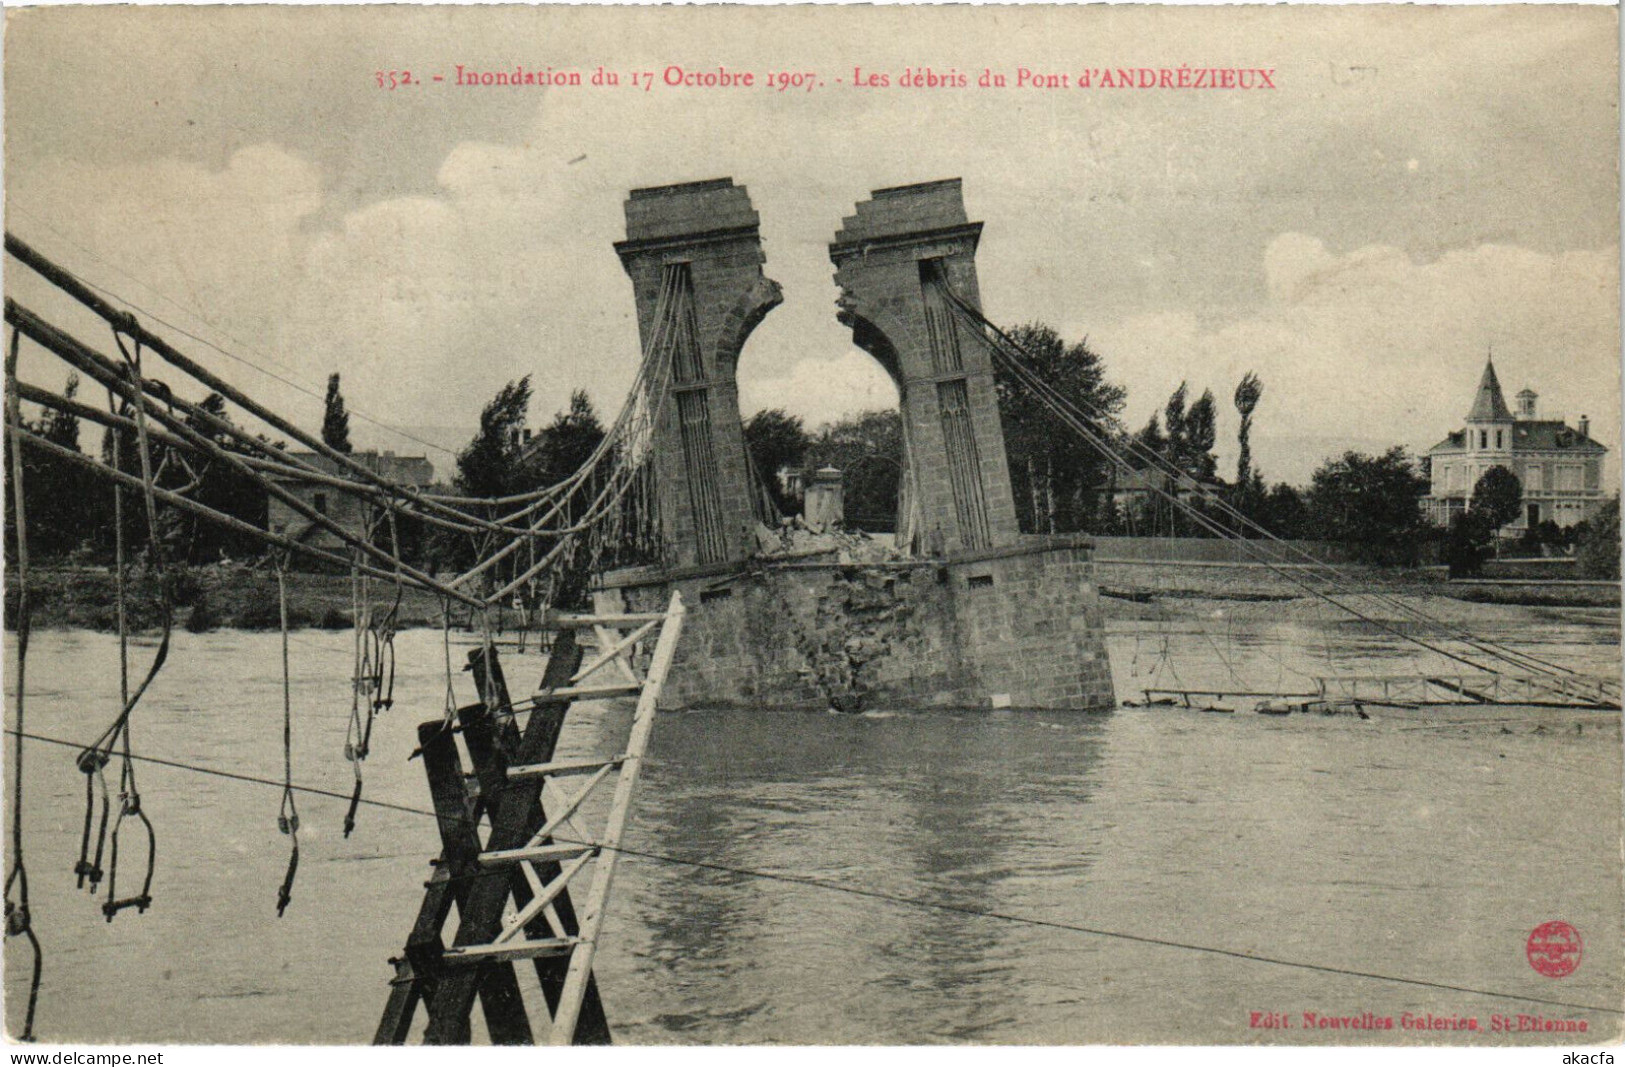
[598,536,1114,712]
[598,178,1116,712]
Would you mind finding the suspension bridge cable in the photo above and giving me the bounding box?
[4,329,44,1041]
[3,246,509,538]
[8,237,679,609]
[960,290,1608,694]
[943,290,1539,646]
[942,287,1612,699]
[5,207,460,460]
[4,725,1619,1018]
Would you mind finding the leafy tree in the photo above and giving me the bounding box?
[1163,382,1187,453]
[1471,465,1522,531]
[1180,388,1218,483]
[1306,447,1429,564]
[518,389,607,586]
[1122,383,1221,537]
[1134,412,1167,458]
[1231,469,1270,533]
[1233,371,1264,488]
[1446,509,1497,578]
[525,389,604,487]
[1576,496,1620,579]
[179,393,268,562]
[7,372,103,561]
[321,372,353,454]
[456,376,532,500]
[430,377,534,577]
[994,324,1126,535]
[803,409,904,532]
[1260,481,1310,539]
[742,408,809,515]
[40,372,82,450]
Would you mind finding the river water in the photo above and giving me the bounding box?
[3,603,1620,1045]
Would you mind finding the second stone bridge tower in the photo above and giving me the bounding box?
[829,179,1020,556]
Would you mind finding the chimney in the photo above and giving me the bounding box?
[1579,415,1590,440]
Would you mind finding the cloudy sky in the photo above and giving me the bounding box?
[5,4,1618,486]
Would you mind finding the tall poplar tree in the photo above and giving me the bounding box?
[322,372,353,454]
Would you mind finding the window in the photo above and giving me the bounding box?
[1495,430,1503,449]
[314,492,329,515]
[1479,430,1488,449]
[1526,465,1542,491]
[1557,465,1582,492]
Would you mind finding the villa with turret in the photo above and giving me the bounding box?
[1425,359,1608,533]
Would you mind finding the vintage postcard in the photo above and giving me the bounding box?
[2,2,1620,1052]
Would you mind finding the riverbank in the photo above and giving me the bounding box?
[9,556,1618,632]
[1095,558,1620,611]
[3,564,469,632]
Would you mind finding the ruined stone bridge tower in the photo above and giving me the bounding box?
[606,177,1115,712]
[829,179,1020,556]
[615,179,783,569]
[618,177,1022,566]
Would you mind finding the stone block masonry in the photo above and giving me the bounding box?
[599,536,1115,712]
[615,178,782,568]
[593,176,1115,712]
[829,180,1020,555]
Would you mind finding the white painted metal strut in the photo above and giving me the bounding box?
[546,591,686,1044]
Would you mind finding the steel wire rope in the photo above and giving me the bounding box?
[61,333,174,921]
[939,287,1612,699]
[8,240,678,608]
[274,556,301,916]
[4,328,44,1041]
[5,299,496,595]
[971,308,1578,688]
[937,285,1596,679]
[3,249,511,540]
[447,264,684,593]
[955,292,1613,698]
[5,207,459,460]
[93,384,157,922]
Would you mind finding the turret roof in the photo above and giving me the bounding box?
[1466,359,1513,422]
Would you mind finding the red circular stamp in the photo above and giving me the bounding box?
[1527,921,1583,978]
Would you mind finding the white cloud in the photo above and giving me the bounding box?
[739,350,899,431]
[1093,235,1620,485]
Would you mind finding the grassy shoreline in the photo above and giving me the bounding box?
[4,564,478,632]
[8,557,1616,634]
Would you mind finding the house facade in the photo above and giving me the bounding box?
[1425,360,1607,532]
[266,450,436,551]
[1109,467,1225,515]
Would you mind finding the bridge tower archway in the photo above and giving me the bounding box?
[828,179,1020,556]
[615,179,783,569]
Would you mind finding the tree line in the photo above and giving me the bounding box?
[5,372,271,567]
[3,371,609,577]
[742,320,1619,570]
[9,336,1617,578]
